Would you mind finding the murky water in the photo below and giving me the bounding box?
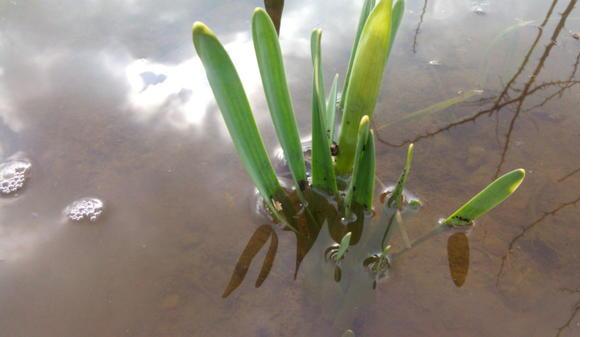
[0,0,579,336]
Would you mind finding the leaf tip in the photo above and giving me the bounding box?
[192,21,212,37]
[253,7,267,19]
[515,168,526,177]
[510,168,526,190]
[360,115,371,128]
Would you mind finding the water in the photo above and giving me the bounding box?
[0,0,579,336]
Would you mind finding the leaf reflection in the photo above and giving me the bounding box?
[446,232,470,287]
[222,224,278,298]
[264,0,285,35]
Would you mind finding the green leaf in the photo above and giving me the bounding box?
[340,0,376,108]
[311,29,326,116]
[325,73,339,144]
[192,22,283,203]
[335,231,353,262]
[337,0,393,175]
[353,130,376,210]
[388,143,414,208]
[310,29,338,196]
[443,169,526,226]
[252,8,307,189]
[344,115,371,217]
[388,0,405,57]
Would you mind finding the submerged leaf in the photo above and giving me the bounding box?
[310,29,338,195]
[376,89,484,130]
[443,169,526,226]
[252,9,307,189]
[192,23,283,203]
[337,0,393,174]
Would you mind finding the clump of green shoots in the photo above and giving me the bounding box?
[192,0,525,267]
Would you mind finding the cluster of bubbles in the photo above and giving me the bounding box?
[1,153,106,223]
[65,198,104,222]
[0,158,32,195]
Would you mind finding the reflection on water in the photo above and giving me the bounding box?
[0,0,579,336]
[447,231,470,287]
[222,224,278,298]
[264,0,285,35]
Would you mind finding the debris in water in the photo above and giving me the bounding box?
[571,32,580,40]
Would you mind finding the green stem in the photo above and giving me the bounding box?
[388,143,414,208]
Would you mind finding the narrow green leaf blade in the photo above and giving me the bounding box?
[335,232,353,262]
[311,29,338,195]
[311,29,326,116]
[341,0,376,107]
[388,0,405,57]
[192,23,283,202]
[252,8,307,188]
[354,130,376,210]
[337,0,393,175]
[388,143,414,208]
[444,169,526,226]
[344,115,371,216]
[325,73,339,144]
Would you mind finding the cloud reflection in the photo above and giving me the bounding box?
[125,32,267,129]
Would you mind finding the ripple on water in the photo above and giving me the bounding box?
[0,157,32,195]
[65,197,104,222]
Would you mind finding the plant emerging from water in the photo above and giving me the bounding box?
[192,0,525,287]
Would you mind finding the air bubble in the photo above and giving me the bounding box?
[472,6,486,15]
[471,0,489,15]
[0,157,32,195]
[65,197,104,223]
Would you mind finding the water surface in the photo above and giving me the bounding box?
[0,0,579,336]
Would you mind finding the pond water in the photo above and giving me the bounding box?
[0,0,579,336]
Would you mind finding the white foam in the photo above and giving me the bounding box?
[0,157,32,195]
[65,197,104,222]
